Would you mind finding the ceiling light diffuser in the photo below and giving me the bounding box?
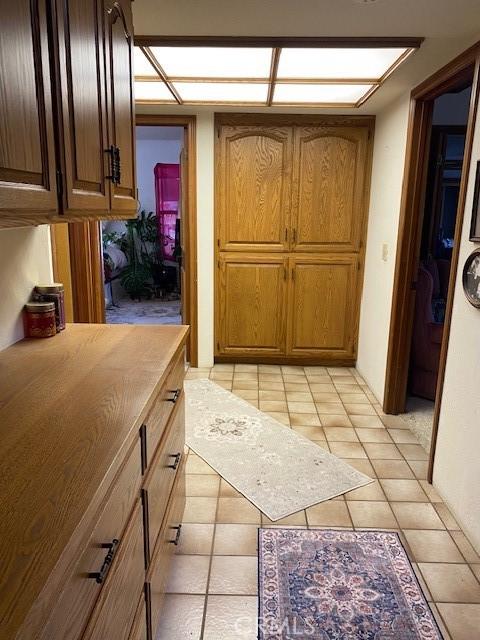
[149,47,273,78]
[273,83,374,104]
[134,81,176,102]
[173,81,269,103]
[134,47,158,77]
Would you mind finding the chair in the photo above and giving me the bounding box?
[410,265,444,400]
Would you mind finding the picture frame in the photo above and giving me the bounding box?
[469,160,480,241]
[462,248,480,308]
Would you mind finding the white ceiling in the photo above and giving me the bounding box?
[132,0,480,113]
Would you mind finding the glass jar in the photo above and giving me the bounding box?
[24,302,57,338]
[34,283,65,331]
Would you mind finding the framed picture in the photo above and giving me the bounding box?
[470,161,480,241]
[462,248,480,308]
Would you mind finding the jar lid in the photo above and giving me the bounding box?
[25,301,56,312]
[35,283,64,293]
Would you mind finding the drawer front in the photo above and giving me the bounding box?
[41,440,142,640]
[128,593,148,640]
[148,467,186,637]
[144,348,185,467]
[83,501,146,640]
[144,399,185,559]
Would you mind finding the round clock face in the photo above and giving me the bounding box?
[463,249,480,308]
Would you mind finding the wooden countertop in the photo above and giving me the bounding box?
[0,323,189,639]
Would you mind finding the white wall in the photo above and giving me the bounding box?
[356,96,411,402]
[433,104,480,552]
[0,226,53,351]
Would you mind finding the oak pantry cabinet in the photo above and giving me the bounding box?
[215,114,374,365]
[0,0,136,227]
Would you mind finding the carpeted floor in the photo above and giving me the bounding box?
[106,297,181,325]
[401,396,435,453]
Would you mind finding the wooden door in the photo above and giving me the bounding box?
[0,0,58,219]
[291,127,369,252]
[217,255,288,356]
[217,125,293,252]
[287,255,359,360]
[104,0,137,212]
[55,0,110,212]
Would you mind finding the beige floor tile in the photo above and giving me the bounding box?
[258,377,284,387]
[403,530,464,562]
[266,411,290,425]
[306,501,352,527]
[408,460,429,479]
[437,603,480,640]
[166,555,210,593]
[328,367,353,376]
[234,388,259,401]
[412,562,433,600]
[232,380,259,390]
[259,400,287,412]
[284,381,311,391]
[156,594,205,640]
[281,365,304,374]
[186,474,220,497]
[233,372,258,381]
[311,392,341,402]
[328,441,367,458]
[304,366,328,374]
[379,479,428,502]
[291,425,326,441]
[391,502,445,529]
[420,481,444,502]
[219,479,243,498]
[283,374,307,383]
[290,413,321,426]
[471,564,480,580]
[203,595,258,640]
[309,383,337,393]
[258,389,285,401]
[212,363,234,371]
[183,497,218,524]
[388,428,421,444]
[355,428,393,443]
[435,503,460,530]
[428,603,452,639]
[262,511,307,526]
[450,531,480,563]
[213,524,258,555]
[347,501,397,528]
[342,458,376,477]
[349,415,384,428]
[344,403,377,416]
[419,564,480,603]
[397,443,429,460]
[363,443,403,460]
[235,364,258,372]
[380,415,410,428]
[371,459,415,479]
[217,497,261,524]
[286,391,314,402]
[210,370,234,380]
[186,455,217,475]
[214,380,233,391]
[209,556,258,595]
[324,426,359,442]
[288,401,317,414]
[333,384,361,393]
[176,523,215,555]
[258,364,281,373]
[315,402,347,415]
[320,414,352,427]
[345,480,386,501]
[339,393,370,404]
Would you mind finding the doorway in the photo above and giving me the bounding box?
[383,46,479,480]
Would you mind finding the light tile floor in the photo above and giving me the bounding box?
[157,364,480,640]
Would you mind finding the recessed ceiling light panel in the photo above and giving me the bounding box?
[134,47,158,77]
[273,83,374,104]
[173,81,269,103]
[134,81,176,102]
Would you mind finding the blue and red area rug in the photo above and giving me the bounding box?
[258,529,442,639]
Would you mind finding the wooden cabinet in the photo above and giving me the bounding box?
[217,125,293,252]
[0,325,188,640]
[0,0,58,221]
[0,0,136,226]
[217,254,288,355]
[287,256,359,360]
[215,115,373,365]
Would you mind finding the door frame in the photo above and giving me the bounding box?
[136,114,198,366]
[383,42,480,481]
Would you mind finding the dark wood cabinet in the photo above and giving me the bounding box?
[0,0,137,227]
[0,0,58,223]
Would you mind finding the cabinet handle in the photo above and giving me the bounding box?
[88,538,119,584]
[169,524,182,546]
[285,227,288,242]
[292,228,297,243]
[167,388,181,403]
[167,452,182,470]
[105,145,121,185]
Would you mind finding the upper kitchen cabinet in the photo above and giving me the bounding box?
[0,0,137,227]
[0,0,58,224]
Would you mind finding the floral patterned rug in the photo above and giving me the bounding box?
[258,529,443,639]
[184,379,372,521]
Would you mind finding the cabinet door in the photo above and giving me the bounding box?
[291,126,369,252]
[55,0,110,212]
[217,255,288,356]
[104,0,137,213]
[287,256,359,361]
[217,125,293,252]
[0,0,57,219]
